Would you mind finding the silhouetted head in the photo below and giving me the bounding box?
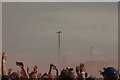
[100,67,118,80]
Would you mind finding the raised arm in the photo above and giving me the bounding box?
[76,66,80,76]
[48,64,53,75]
[16,61,30,78]
[27,67,29,75]
[1,52,8,76]
[8,69,12,75]
[48,64,59,79]
[52,64,59,77]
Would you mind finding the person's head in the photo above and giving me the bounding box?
[2,75,10,80]
[80,63,86,72]
[100,67,118,80]
[29,71,37,80]
[59,68,75,80]
[33,65,37,71]
[85,73,88,78]
[80,63,85,67]
[8,69,12,75]
[41,73,53,80]
[10,72,20,80]
[66,67,74,71]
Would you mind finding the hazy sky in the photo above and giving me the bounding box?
[0,2,1,62]
[0,2,1,54]
[2,2,118,77]
[1,0,120,2]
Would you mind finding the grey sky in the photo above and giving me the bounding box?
[1,0,120,2]
[2,2,118,77]
[0,2,1,53]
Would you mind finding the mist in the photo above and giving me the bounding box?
[2,2,118,77]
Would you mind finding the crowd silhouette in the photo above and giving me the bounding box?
[1,52,120,80]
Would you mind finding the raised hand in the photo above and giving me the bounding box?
[2,52,7,62]
[33,65,37,71]
[50,64,54,68]
[1,52,8,76]
[16,61,29,78]
[16,61,25,69]
[52,64,58,70]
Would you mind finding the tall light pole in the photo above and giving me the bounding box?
[56,31,62,68]
[90,46,93,62]
[105,50,107,65]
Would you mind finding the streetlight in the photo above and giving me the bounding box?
[90,46,93,62]
[56,31,62,68]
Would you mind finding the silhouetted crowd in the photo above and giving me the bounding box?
[1,52,120,80]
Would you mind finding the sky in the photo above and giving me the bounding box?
[2,2,118,77]
[0,2,1,54]
[1,0,120,2]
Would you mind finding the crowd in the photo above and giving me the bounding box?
[1,52,120,80]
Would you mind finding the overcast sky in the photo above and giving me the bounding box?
[2,2,118,77]
[1,0,120,2]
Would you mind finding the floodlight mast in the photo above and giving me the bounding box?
[90,46,93,62]
[56,31,62,69]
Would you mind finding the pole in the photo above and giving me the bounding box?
[90,46,93,62]
[56,31,62,69]
[105,51,107,65]
[58,32,60,57]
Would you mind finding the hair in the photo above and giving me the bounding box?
[59,69,75,80]
[10,72,20,80]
